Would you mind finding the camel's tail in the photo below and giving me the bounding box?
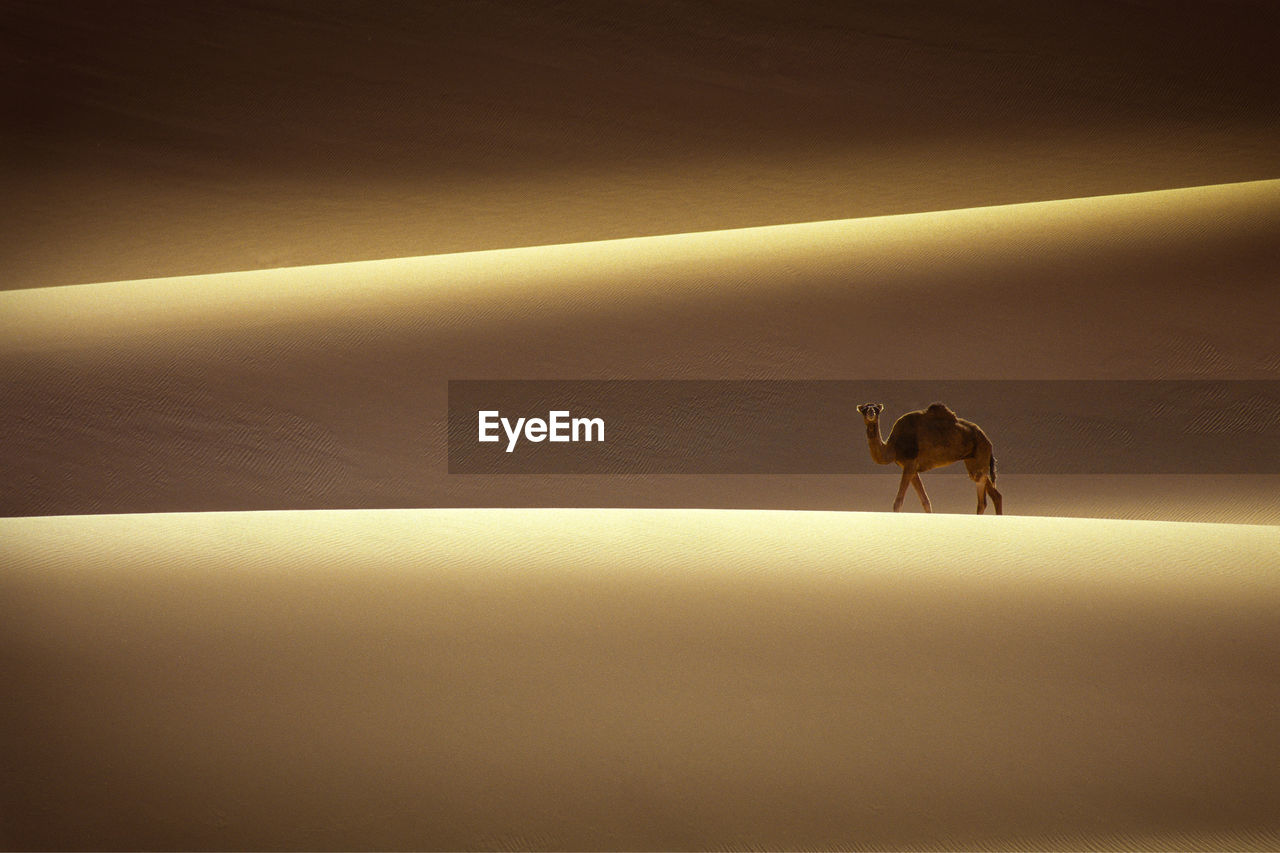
[990,455,997,485]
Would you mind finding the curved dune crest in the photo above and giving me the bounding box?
[3,508,1278,850]
[2,179,1277,353]
[2,180,1278,519]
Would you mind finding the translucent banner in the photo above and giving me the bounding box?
[448,380,1280,474]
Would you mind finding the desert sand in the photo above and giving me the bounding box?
[4,2,1279,291]
[4,4,1279,849]
[3,181,1280,851]
[3,180,1279,521]
[3,508,1278,851]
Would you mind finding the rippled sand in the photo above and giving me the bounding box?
[3,177,1279,850]
[6,4,1278,848]
[4,181,1278,520]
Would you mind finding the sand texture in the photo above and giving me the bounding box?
[3,180,1278,852]
[5,5,1279,848]
[3,508,1278,850]
[3,180,1279,521]
[4,2,1279,291]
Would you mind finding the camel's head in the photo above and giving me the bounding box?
[857,402,884,423]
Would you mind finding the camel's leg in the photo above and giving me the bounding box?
[986,480,1003,515]
[911,473,932,512]
[975,478,988,514]
[893,461,918,511]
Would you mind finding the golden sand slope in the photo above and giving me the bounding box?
[6,3,1279,290]
[3,508,1277,850]
[2,181,1277,519]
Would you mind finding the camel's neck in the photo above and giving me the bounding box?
[864,420,894,464]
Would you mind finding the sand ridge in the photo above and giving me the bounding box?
[3,181,1278,519]
[6,5,1278,848]
[5,2,1279,290]
[3,508,1278,850]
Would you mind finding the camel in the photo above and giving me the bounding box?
[857,402,1003,514]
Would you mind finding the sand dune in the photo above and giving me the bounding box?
[7,6,1277,850]
[3,184,1276,848]
[5,2,1279,290]
[3,180,1278,519]
[3,507,1277,850]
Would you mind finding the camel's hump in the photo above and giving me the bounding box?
[924,402,958,421]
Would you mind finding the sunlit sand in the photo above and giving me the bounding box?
[3,180,1278,520]
[3,182,1276,847]
[6,3,1278,848]
[3,507,1277,850]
